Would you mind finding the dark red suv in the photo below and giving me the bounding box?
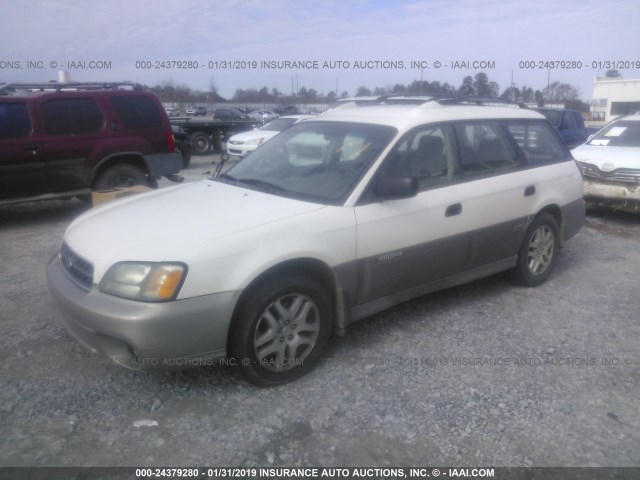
[0,82,182,204]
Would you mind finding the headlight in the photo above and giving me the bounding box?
[99,262,187,302]
[246,137,264,146]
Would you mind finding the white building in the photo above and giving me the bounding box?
[590,77,640,124]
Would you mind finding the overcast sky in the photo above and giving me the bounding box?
[2,0,639,101]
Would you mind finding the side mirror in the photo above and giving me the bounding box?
[375,176,418,200]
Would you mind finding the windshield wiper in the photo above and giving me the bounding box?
[233,178,286,193]
[214,174,287,194]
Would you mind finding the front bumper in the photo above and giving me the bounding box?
[47,253,240,370]
[226,143,258,157]
[584,180,640,212]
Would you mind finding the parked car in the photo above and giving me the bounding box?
[212,108,248,121]
[0,82,182,204]
[249,110,279,123]
[226,115,311,157]
[186,105,207,117]
[533,108,589,148]
[165,105,180,117]
[47,98,584,386]
[571,113,640,212]
[274,105,299,116]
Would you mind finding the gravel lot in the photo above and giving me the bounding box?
[1,153,639,469]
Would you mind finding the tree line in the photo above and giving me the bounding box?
[146,72,595,111]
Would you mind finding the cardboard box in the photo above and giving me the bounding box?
[92,185,152,207]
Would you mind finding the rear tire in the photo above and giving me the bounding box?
[175,140,192,168]
[229,274,332,387]
[513,213,560,286]
[190,132,211,155]
[94,164,149,190]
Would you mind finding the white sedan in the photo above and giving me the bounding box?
[572,113,640,212]
[226,115,311,157]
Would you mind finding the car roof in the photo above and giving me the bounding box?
[614,113,640,122]
[316,102,545,130]
[1,89,155,100]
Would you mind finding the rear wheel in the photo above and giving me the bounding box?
[189,132,210,155]
[94,164,149,190]
[229,274,332,387]
[513,213,560,286]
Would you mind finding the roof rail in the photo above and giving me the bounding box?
[333,95,523,109]
[0,81,138,94]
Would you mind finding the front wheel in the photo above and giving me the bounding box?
[94,164,149,190]
[513,213,560,286]
[229,274,332,387]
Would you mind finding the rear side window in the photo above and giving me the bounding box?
[109,95,162,129]
[507,122,566,164]
[0,103,31,139]
[42,98,104,135]
[455,122,518,177]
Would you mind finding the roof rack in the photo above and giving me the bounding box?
[334,95,523,109]
[0,81,137,94]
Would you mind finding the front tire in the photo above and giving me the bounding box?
[513,213,560,286]
[229,274,332,387]
[94,164,149,190]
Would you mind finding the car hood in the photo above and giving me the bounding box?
[64,180,324,280]
[228,129,280,143]
[572,144,640,170]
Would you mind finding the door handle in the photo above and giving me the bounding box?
[445,203,462,217]
[23,145,39,154]
[524,185,536,197]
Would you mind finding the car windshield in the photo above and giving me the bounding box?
[260,117,298,132]
[218,121,396,205]
[587,121,640,147]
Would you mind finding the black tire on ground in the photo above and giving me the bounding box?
[229,274,332,387]
[94,164,149,190]
[513,212,560,287]
[176,140,192,168]
[189,132,211,155]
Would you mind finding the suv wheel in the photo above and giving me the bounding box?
[94,164,149,190]
[190,132,210,154]
[175,140,191,168]
[230,274,332,387]
[513,213,560,286]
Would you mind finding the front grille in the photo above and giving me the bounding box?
[578,162,640,184]
[229,149,243,155]
[60,243,94,291]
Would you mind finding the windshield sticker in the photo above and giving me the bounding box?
[590,139,610,146]
[605,126,627,137]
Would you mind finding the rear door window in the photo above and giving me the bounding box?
[109,95,162,129]
[454,122,518,177]
[41,98,104,135]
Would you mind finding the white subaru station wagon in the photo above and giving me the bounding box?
[47,98,585,386]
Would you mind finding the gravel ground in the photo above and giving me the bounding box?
[0,153,639,469]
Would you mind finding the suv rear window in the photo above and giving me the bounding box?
[42,98,104,135]
[0,103,31,139]
[109,95,162,129]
